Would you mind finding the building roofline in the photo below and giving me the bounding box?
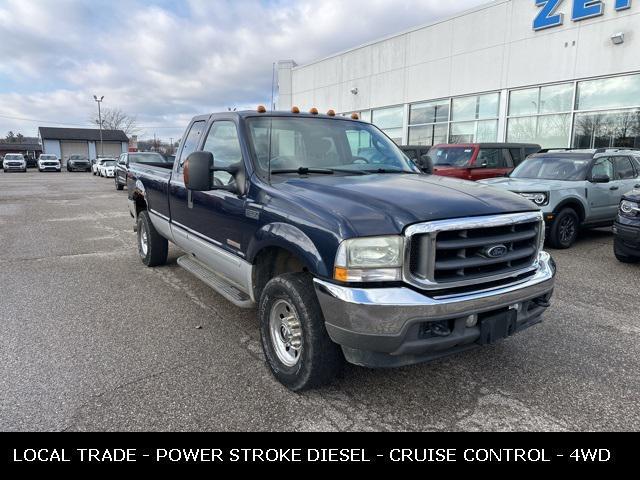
[290,0,508,71]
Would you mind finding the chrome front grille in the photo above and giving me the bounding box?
[405,212,544,290]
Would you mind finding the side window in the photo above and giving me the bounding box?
[509,148,524,166]
[592,157,614,179]
[178,121,206,170]
[614,157,636,180]
[477,148,506,168]
[632,157,640,175]
[202,121,243,185]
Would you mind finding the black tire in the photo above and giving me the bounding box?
[116,179,124,191]
[614,238,640,264]
[136,210,168,267]
[548,208,579,249]
[259,272,344,391]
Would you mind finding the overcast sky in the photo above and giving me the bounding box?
[0,0,487,140]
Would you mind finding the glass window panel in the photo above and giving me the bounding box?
[509,88,539,116]
[478,93,500,119]
[614,157,636,180]
[540,83,573,113]
[372,106,404,129]
[476,120,498,142]
[573,109,640,149]
[408,124,448,146]
[536,114,571,148]
[410,100,449,125]
[382,128,403,145]
[576,74,640,111]
[452,97,477,121]
[449,121,476,143]
[507,114,570,148]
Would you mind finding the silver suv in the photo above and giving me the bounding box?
[479,149,640,249]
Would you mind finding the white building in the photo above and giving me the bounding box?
[277,0,640,149]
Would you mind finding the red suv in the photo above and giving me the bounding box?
[427,143,541,181]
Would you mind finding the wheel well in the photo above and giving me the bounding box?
[554,200,585,223]
[133,194,147,216]
[253,247,308,300]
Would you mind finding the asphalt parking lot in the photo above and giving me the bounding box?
[0,170,638,432]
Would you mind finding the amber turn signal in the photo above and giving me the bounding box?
[334,267,349,282]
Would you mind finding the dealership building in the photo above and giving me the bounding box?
[39,127,129,163]
[277,0,640,149]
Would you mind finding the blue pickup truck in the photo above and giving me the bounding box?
[127,109,556,391]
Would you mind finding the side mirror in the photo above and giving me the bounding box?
[184,151,213,191]
[590,174,611,184]
[418,155,434,174]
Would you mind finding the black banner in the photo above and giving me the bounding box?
[1,432,635,470]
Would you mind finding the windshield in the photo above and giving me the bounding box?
[510,156,592,181]
[430,147,475,167]
[103,161,116,167]
[40,155,56,160]
[69,156,87,161]
[5,154,24,160]
[129,153,166,164]
[246,117,419,177]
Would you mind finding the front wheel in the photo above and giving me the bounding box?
[259,273,344,391]
[614,238,640,264]
[548,208,579,249]
[116,178,124,191]
[136,211,168,267]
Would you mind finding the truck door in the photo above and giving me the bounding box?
[186,121,252,257]
[169,120,207,249]
[588,157,620,221]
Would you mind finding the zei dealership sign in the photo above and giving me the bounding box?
[534,0,633,31]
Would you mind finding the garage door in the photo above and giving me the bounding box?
[97,142,123,158]
[60,141,89,164]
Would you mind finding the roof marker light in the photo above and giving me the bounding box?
[257,105,267,113]
[291,106,300,114]
[309,108,319,115]
[351,112,360,120]
[327,110,336,117]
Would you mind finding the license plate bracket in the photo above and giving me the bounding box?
[478,310,518,345]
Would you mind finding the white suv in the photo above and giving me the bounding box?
[3,154,27,173]
[38,154,61,172]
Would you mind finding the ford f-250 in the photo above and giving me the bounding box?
[127,108,556,391]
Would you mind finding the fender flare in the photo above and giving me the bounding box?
[553,197,587,222]
[246,223,331,278]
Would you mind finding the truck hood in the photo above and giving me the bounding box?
[479,177,581,192]
[623,188,640,202]
[271,173,537,237]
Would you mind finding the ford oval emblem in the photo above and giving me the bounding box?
[485,245,508,259]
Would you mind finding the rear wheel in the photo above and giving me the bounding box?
[259,272,344,391]
[136,211,168,267]
[548,208,579,249]
[614,238,640,264]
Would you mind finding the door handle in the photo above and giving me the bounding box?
[610,186,619,191]
[635,184,640,189]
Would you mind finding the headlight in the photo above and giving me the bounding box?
[620,200,640,217]
[334,236,403,282]
[520,192,549,207]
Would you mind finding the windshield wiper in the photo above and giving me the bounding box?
[363,168,416,174]
[271,167,334,175]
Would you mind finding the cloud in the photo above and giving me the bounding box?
[0,0,487,139]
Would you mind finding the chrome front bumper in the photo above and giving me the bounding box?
[314,252,556,367]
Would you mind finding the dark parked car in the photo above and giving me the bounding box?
[114,152,168,190]
[66,155,91,172]
[126,109,555,391]
[399,145,432,172]
[25,154,38,168]
[427,143,541,181]
[613,188,640,263]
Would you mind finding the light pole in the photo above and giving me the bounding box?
[93,95,104,157]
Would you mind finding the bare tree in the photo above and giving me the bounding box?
[90,108,139,136]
